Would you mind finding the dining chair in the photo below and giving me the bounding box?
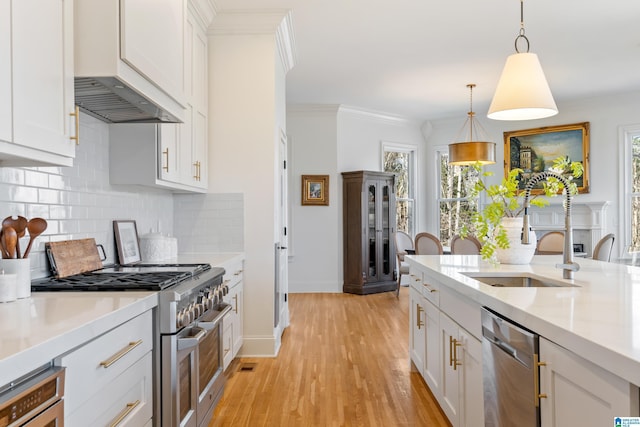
[393,231,414,297]
[536,231,564,255]
[450,234,482,255]
[592,233,615,262]
[414,232,444,256]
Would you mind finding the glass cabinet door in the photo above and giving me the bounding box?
[381,183,392,278]
[367,182,377,279]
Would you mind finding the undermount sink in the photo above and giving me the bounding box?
[461,273,578,288]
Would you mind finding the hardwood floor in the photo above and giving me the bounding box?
[210,287,451,427]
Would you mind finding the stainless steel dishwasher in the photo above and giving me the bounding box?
[482,307,541,427]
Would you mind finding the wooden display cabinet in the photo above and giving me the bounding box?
[342,171,397,294]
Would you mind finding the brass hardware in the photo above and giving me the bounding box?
[191,160,202,181]
[233,294,238,313]
[100,340,143,368]
[109,400,140,427]
[234,270,243,276]
[416,304,424,329]
[69,105,80,144]
[534,353,547,406]
[453,339,463,370]
[224,347,230,356]
[162,148,169,172]
[449,336,454,367]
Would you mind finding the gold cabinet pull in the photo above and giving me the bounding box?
[416,304,424,329]
[109,400,140,427]
[449,336,454,367]
[233,294,238,313]
[193,161,199,180]
[162,148,169,172]
[452,338,463,370]
[69,105,80,144]
[100,340,143,368]
[534,353,547,406]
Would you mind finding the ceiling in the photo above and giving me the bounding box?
[215,0,640,121]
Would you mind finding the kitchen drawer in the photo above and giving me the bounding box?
[65,351,153,427]
[409,272,422,292]
[439,286,481,340]
[222,318,234,370]
[56,310,153,415]
[421,277,440,307]
[222,258,244,289]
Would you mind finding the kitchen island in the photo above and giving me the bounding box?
[407,254,640,426]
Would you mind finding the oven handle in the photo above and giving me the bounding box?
[196,305,232,331]
[177,327,206,350]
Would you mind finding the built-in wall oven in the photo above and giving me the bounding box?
[0,365,65,427]
[31,263,230,427]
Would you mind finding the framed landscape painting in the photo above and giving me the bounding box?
[504,122,590,194]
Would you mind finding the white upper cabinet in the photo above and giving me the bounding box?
[74,0,186,123]
[119,0,185,105]
[0,1,11,144]
[0,0,77,167]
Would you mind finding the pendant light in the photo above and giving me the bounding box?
[449,84,496,165]
[487,0,558,121]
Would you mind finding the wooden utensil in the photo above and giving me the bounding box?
[23,218,47,259]
[2,226,17,259]
[0,229,9,259]
[2,216,27,258]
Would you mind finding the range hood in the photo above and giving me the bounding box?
[74,0,186,125]
[74,77,181,124]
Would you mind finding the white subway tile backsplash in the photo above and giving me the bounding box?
[0,113,244,279]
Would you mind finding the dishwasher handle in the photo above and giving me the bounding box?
[483,327,531,367]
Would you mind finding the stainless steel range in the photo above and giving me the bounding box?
[31,263,231,427]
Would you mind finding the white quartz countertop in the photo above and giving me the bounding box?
[406,254,640,386]
[0,292,157,387]
[0,252,244,389]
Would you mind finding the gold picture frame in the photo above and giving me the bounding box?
[301,175,329,206]
[504,122,590,194]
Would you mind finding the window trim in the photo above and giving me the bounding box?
[619,124,640,257]
[381,141,418,236]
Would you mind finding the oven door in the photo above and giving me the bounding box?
[22,399,64,426]
[162,326,203,427]
[195,304,230,427]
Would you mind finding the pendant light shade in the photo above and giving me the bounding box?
[487,52,557,120]
[449,84,496,166]
[487,0,558,121]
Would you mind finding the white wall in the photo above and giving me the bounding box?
[208,11,293,356]
[422,90,640,258]
[287,105,426,293]
[287,106,340,292]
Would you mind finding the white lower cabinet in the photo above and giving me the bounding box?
[539,337,639,426]
[409,286,426,375]
[55,310,154,427]
[222,258,244,370]
[409,267,483,427]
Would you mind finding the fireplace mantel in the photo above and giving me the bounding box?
[529,201,610,256]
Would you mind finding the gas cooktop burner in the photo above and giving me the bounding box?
[31,263,211,292]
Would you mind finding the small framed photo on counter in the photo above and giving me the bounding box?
[113,220,141,265]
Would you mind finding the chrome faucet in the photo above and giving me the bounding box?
[521,171,580,279]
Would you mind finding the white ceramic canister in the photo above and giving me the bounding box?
[139,232,172,263]
[0,258,30,298]
[0,270,17,303]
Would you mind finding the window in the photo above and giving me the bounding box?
[436,148,479,247]
[621,125,640,254]
[383,143,416,236]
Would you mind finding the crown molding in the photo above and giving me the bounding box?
[210,9,297,73]
[189,0,217,29]
[338,105,417,126]
[287,104,341,116]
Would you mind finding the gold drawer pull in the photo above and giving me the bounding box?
[233,294,239,313]
[70,105,80,144]
[223,347,230,356]
[109,400,140,427]
[100,340,143,368]
[416,304,424,329]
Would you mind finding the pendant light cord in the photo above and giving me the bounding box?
[467,83,475,141]
[515,0,530,53]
